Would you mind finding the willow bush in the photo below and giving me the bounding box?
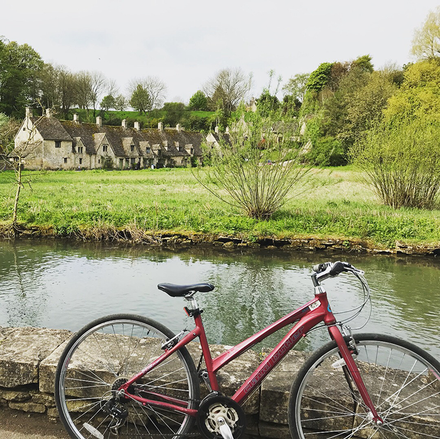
[351,118,440,209]
[194,109,310,220]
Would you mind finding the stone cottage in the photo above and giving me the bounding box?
[13,109,205,170]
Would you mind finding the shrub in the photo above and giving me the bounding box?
[194,109,310,219]
[351,118,440,209]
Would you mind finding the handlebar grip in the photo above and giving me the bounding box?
[313,262,331,273]
[329,261,353,276]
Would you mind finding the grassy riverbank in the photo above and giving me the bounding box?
[0,167,439,250]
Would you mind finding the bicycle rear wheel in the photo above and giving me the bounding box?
[55,314,200,439]
[289,333,440,439]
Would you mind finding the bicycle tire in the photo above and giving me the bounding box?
[289,333,440,439]
[55,314,200,439]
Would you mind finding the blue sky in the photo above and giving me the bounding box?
[2,0,439,104]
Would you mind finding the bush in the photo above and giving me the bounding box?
[194,108,310,219]
[351,118,440,209]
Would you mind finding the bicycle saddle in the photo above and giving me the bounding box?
[157,282,215,297]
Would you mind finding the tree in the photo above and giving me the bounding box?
[256,89,280,117]
[194,107,309,219]
[384,59,440,122]
[0,112,42,230]
[204,68,252,116]
[114,94,128,111]
[162,102,186,126]
[38,64,77,118]
[129,84,151,114]
[411,6,440,60]
[0,38,44,117]
[100,95,116,112]
[282,73,310,102]
[188,90,208,111]
[306,62,334,93]
[129,77,167,110]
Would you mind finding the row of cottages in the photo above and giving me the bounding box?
[13,109,209,170]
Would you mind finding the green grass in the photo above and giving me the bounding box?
[0,167,439,248]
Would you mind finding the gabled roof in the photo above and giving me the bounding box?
[31,116,72,141]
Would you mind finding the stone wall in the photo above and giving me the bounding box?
[0,326,304,438]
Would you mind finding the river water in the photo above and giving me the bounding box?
[0,239,439,360]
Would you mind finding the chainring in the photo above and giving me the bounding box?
[197,393,246,439]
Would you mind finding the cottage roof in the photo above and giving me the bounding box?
[31,116,72,141]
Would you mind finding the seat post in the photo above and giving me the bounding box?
[184,293,200,316]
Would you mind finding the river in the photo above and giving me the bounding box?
[0,239,439,360]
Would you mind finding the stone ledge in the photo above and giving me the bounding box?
[0,326,300,438]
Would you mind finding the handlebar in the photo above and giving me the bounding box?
[311,261,364,286]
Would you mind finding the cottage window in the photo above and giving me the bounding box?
[55,141,61,148]
[78,147,83,154]
[131,145,135,152]
[102,145,108,152]
[79,158,83,165]
[146,147,151,154]
[63,158,67,163]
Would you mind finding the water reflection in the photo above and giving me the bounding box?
[0,240,439,359]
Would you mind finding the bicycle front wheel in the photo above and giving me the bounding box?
[289,333,440,439]
[55,314,200,439]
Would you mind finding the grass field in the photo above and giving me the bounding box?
[0,166,439,248]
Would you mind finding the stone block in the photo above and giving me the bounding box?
[0,327,70,388]
[9,401,46,413]
[39,335,72,394]
[0,388,32,402]
[260,350,308,425]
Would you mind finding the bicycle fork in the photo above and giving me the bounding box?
[329,326,384,426]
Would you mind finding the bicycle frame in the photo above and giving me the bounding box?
[120,288,382,422]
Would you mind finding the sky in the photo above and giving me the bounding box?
[2,1,439,105]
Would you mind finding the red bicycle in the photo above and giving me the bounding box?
[55,261,440,438]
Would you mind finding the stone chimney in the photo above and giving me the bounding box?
[96,116,102,127]
[176,124,181,132]
[225,126,230,134]
[25,107,33,118]
[46,108,52,118]
[134,121,140,131]
[215,126,219,134]
[73,114,80,124]
[158,122,163,132]
[122,119,127,129]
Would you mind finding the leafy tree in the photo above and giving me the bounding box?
[129,77,167,110]
[129,84,151,114]
[411,6,440,60]
[301,56,397,165]
[351,117,440,209]
[100,95,116,112]
[282,73,309,102]
[194,107,309,219]
[256,89,280,117]
[384,59,440,122]
[188,90,208,110]
[306,62,334,92]
[162,102,186,126]
[114,94,128,111]
[351,55,374,73]
[0,38,44,117]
